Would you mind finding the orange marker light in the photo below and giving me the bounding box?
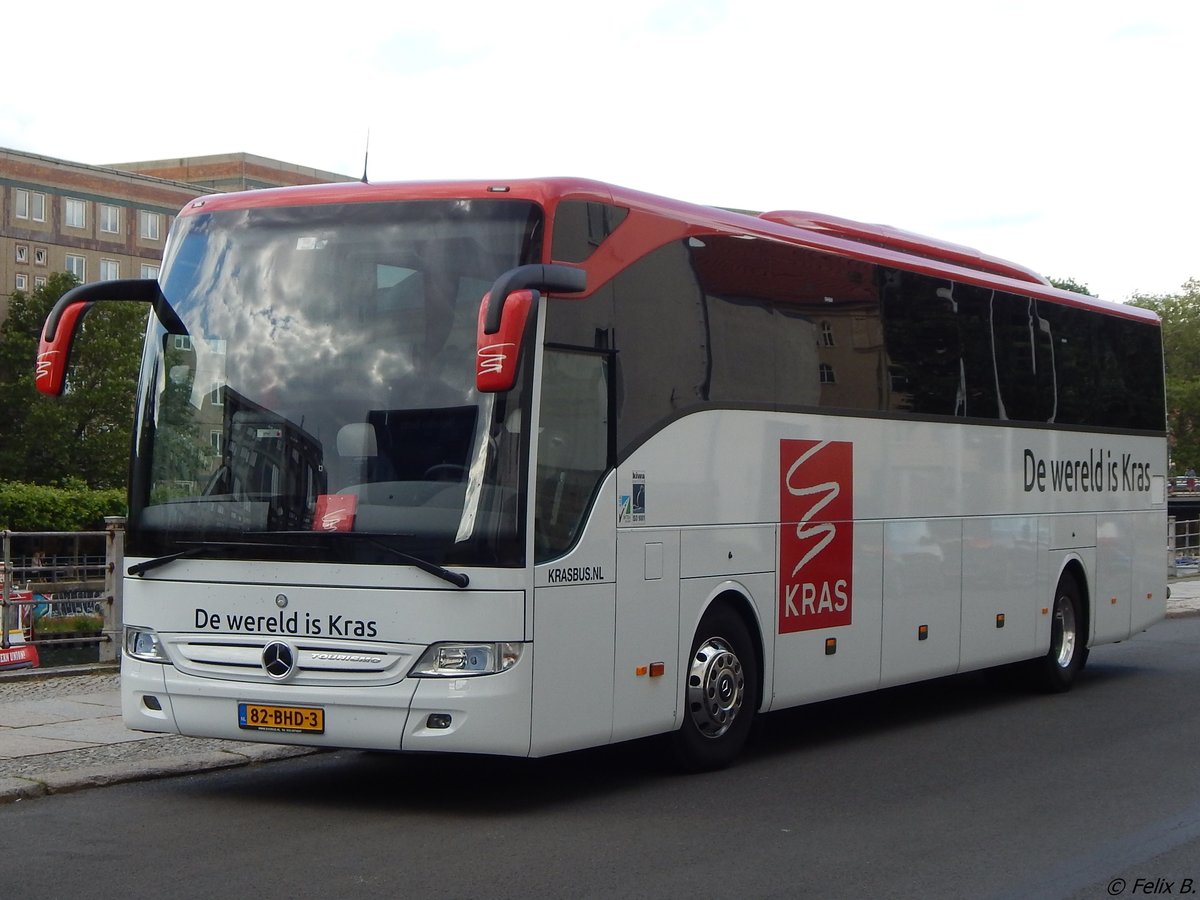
[649,662,666,678]
[635,665,648,677]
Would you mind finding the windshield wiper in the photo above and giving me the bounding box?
[128,541,292,577]
[358,537,470,588]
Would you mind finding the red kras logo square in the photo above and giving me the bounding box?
[779,440,853,633]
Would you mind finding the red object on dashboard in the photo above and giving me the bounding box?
[313,494,357,532]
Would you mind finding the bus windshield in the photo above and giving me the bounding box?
[128,198,543,568]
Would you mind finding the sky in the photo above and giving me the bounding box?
[3,0,1197,303]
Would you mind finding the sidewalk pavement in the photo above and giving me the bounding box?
[0,669,318,805]
[3,583,1200,805]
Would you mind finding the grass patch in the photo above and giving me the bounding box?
[35,614,103,634]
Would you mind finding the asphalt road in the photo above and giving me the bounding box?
[4,617,1199,900]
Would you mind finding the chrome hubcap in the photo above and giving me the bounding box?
[686,636,745,739]
[1053,594,1077,669]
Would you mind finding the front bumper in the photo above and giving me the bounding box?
[121,649,534,757]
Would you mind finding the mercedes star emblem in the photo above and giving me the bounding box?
[262,641,296,680]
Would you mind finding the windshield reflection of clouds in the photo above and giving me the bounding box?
[140,199,537,557]
[177,213,454,447]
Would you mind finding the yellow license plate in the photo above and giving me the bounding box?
[238,703,324,734]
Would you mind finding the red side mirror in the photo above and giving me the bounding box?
[35,278,178,397]
[476,289,536,393]
[35,299,93,396]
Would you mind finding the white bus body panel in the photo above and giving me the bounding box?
[613,529,681,743]
[1132,511,1168,634]
[880,517,963,687]
[529,468,620,756]
[614,408,1166,717]
[122,564,533,755]
[771,521,883,708]
[529,581,615,755]
[960,516,1038,668]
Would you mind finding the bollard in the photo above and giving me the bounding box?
[1169,516,1177,579]
[101,517,126,664]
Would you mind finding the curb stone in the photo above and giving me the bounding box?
[0,746,318,804]
[0,776,45,802]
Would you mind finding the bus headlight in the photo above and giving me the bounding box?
[410,642,522,677]
[124,626,169,663]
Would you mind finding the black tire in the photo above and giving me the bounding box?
[671,605,760,772]
[1031,573,1089,693]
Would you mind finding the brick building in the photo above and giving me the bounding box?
[1,147,351,324]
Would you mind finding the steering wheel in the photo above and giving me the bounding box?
[423,464,466,482]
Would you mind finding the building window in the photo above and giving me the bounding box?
[819,363,836,384]
[66,254,86,281]
[100,204,120,234]
[34,247,47,266]
[15,245,28,263]
[16,190,47,222]
[64,198,87,229]
[34,276,46,288]
[100,259,119,281]
[209,384,224,406]
[139,210,162,240]
[174,335,192,351]
[821,321,835,347]
[210,431,224,455]
[140,263,160,279]
[15,274,28,291]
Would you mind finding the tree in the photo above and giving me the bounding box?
[1128,278,1200,472]
[1048,276,1092,296]
[0,273,148,488]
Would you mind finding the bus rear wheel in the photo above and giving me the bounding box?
[671,605,759,771]
[1032,574,1089,693]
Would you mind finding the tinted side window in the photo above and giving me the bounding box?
[1041,301,1165,430]
[551,201,629,264]
[611,240,709,451]
[1093,316,1164,430]
[990,291,1057,422]
[604,237,892,454]
[952,283,1001,419]
[881,270,962,416]
[534,349,612,562]
[544,238,1164,441]
[691,236,883,413]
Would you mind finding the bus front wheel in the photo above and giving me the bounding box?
[672,605,759,771]
[1032,574,1089,693]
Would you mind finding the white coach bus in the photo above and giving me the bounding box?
[36,178,1167,770]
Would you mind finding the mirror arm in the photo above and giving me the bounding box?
[483,264,586,335]
[43,278,185,341]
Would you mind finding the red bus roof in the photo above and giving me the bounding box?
[176,177,1159,326]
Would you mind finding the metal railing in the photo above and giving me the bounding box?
[1,517,125,665]
[1169,516,1200,578]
